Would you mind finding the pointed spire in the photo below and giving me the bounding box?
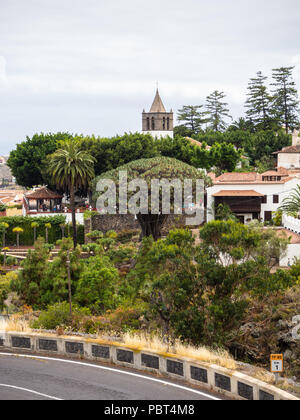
[150,89,166,113]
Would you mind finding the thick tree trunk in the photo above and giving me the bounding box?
[70,184,77,248]
[137,214,169,241]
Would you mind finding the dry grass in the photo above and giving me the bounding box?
[120,332,237,370]
[0,316,31,333]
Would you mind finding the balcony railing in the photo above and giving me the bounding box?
[283,214,300,235]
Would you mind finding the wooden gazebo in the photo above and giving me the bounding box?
[24,187,63,213]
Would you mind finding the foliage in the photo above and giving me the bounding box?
[271,66,300,132]
[7,132,73,188]
[75,255,119,314]
[31,301,91,330]
[245,71,274,130]
[47,139,95,247]
[177,105,208,133]
[279,185,300,215]
[94,156,208,240]
[10,237,82,308]
[0,215,72,246]
[205,90,232,132]
[199,220,289,267]
[128,223,295,346]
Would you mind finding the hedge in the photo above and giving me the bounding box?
[0,215,85,246]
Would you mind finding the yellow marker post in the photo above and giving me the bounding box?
[270,354,284,384]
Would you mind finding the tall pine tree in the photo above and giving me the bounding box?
[177,105,208,134]
[271,66,300,133]
[205,91,232,132]
[245,71,273,130]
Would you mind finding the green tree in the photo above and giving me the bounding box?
[94,157,209,240]
[48,140,95,248]
[177,105,208,134]
[10,238,50,307]
[245,71,274,130]
[79,133,159,177]
[205,91,232,132]
[7,133,73,188]
[75,255,119,314]
[271,66,300,133]
[209,142,242,173]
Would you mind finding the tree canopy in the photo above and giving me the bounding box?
[93,156,209,240]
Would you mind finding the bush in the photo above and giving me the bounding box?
[117,229,140,244]
[0,215,67,246]
[0,254,17,266]
[31,302,91,330]
[75,255,119,314]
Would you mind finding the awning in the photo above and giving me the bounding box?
[213,190,264,197]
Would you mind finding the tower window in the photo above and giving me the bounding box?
[167,117,170,130]
[163,117,166,130]
[147,118,150,130]
[152,117,155,130]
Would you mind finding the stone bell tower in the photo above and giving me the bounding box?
[142,89,174,139]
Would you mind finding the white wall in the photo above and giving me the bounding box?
[280,244,300,267]
[26,212,84,225]
[278,153,300,169]
[142,130,174,139]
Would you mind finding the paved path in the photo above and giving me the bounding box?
[0,352,225,400]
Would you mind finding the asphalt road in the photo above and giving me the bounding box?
[0,352,224,401]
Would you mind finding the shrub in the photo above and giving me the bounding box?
[31,302,91,330]
[75,255,119,314]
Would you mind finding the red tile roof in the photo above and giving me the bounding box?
[213,190,264,197]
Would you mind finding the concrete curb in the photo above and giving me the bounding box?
[0,331,298,401]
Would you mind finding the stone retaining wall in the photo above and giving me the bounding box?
[85,214,200,242]
[0,331,298,401]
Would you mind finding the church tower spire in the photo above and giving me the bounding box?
[142,89,174,138]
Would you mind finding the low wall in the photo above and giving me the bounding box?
[0,331,298,401]
[85,214,195,240]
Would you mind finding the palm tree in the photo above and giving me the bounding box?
[279,185,300,216]
[48,140,95,248]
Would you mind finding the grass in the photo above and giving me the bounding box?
[120,332,237,370]
[0,316,31,333]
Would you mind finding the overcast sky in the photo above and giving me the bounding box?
[0,0,300,154]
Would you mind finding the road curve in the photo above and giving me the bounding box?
[0,352,225,400]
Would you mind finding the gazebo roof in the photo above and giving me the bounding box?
[25,187,63,200]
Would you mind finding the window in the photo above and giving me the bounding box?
[262,195,267,204]
[151,117,155,130]
[147,118,150,130]
[264,211,272,222]
[163,117,166,130]
[167,117,170,130]
[273,195,279,204]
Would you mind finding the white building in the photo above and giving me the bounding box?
[273,130,300,170]
[207,171,300,224]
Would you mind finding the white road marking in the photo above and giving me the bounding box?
[0,384,62,400]
[0,352,221,400]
